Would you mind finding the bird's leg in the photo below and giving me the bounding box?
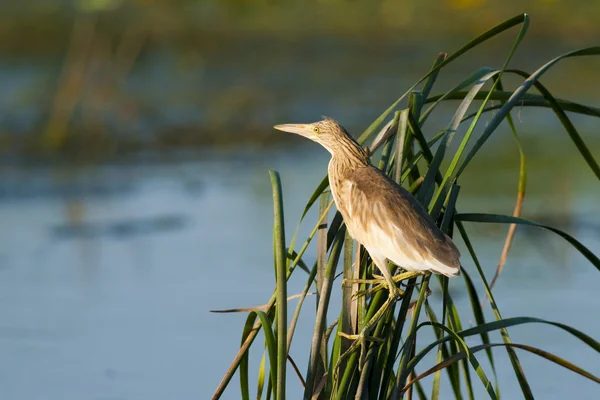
[342,277,386,285]
[338,258,407,369]
[337,294,394,369]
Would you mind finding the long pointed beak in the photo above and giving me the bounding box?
[273,123,313,137]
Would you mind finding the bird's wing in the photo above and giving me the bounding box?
[341,166,460,276]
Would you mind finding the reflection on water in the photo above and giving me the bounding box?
[52,213,189,240]
[0,145,598,399]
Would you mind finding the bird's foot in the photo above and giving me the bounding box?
[343,271,421,299]
[343,275,404,297]
[335,292,398,371]
[376,271,425,292]
[338,332,384,342]
[353,284,404,299]
[391,271,424,283]
[337,330,384,371]
[342,277,383,285]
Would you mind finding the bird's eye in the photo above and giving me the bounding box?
[313,127,320,134]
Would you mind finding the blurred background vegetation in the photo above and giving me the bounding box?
[2,0,599,163]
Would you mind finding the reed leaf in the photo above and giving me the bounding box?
[213,14,599,400]
[403,342,600,392]
[358,14,530,144]
[456,46,600,178]
[456,213,600,272]
[270,170,288,400]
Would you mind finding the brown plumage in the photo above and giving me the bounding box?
[274,117,461,367]
[274,117,460,286]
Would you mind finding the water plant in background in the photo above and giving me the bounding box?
[212,14,600,399]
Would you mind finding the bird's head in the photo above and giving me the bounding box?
[274,117,359,155]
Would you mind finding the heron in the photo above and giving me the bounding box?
[274,117,461,364]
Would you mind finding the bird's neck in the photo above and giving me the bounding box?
[328,140,369,185]
[328,137,370,176]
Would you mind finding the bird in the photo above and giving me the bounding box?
[274,117,461,364]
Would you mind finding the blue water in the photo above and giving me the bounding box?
[0,144,598,399]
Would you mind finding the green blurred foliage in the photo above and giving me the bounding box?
[1,0,599,55]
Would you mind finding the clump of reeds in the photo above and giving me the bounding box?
[212,14,600,400]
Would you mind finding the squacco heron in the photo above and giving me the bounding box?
[274,117,461,364]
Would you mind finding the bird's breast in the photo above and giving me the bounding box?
[328,175,362,240]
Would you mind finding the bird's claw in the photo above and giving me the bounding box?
[338,332,384,343]
[335,271,424,373]
[343,277,405,299]
[337,332,384,371]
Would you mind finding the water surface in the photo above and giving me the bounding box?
[0,143,598,399]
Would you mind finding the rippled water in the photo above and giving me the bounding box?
[0,143,598,399]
